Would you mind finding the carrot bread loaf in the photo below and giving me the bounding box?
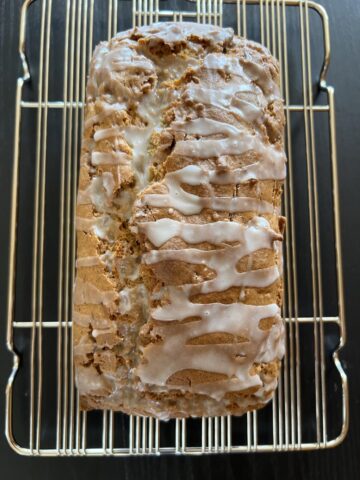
[73,22,286,419]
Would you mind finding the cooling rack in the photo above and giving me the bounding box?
[6,0,348,456]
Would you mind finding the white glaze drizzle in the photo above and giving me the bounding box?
[241,56,280,99]
[117,284,147,315]
[101,44,154,72]
[76,214,120,242]
[143,228,280,295]
[88,40,156,101]
[75,365,113,395]
[76,256,101,268]
[131,25,285,399]
[73,278,118,311]
[136,90,171,125]
[84,102,127,130]
[184,84,263,122]
[171,118,286,179]
[76,251,116,270]
[137,300,284,400]
[115,22,233,47]
[203,53,247,77]
[92,324,118,338]
[91,151,130,166]
[138,216,281,248]
[202,52,280,101]
[172,118,284,162]
[137,220,282,398]
[93,126,123,142]
[116,256,141,281]
[77,172,115,211]
[87,89,172,190]
[123,125,153,188]
[119,288,133,315]
[141,165,276,215]
[73,310,111,329]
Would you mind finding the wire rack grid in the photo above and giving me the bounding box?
[6,0,348,456]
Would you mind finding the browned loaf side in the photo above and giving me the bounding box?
[73,22,286,419]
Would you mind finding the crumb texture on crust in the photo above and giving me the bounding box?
[74,22,286,419]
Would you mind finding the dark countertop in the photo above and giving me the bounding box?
[1,1,359,479]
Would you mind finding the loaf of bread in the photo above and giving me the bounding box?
[73,22,286,419]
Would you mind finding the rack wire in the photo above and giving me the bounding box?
[6,0,348,455]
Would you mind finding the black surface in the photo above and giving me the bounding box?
[0,0,359,479]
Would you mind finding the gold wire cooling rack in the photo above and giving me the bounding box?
[6,0,348,456]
